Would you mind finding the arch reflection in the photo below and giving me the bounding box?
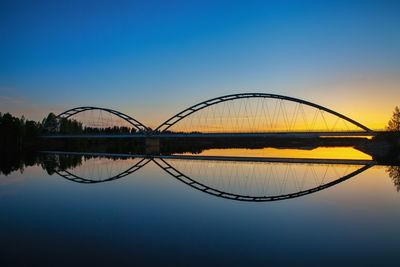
[154,158,372,202]
[47,153,373,201]
[46,154,150,184]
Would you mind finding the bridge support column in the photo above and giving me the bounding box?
[145,138,160,154]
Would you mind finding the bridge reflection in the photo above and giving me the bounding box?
[44,152,375,202]
[54,158,151,184]
[153,158,372,202]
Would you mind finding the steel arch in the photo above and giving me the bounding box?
[153,158,373,202]
[50,106,149,132]
[54,157,151,184]
[154,93,372,133]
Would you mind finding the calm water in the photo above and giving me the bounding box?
[181,146,372,159]
[1,149,400,266]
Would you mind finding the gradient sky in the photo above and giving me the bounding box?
[1,0,399,129]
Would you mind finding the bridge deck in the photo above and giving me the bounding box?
[41,131,380,139]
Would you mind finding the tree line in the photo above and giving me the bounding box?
[1,106,400,152]
[0,112,42,151]
[0,112,138,152]
[43,113,137,134]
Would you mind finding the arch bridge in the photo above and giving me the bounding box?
[42,93,376,138]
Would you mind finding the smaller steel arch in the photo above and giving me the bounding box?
[54,157,151,184]
[48,106,149,132]
[153,158,373,202]
[154,93,372,133]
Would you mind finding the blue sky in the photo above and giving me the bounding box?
[1,0,399,128]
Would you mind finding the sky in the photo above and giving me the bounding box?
[1,0,399,129]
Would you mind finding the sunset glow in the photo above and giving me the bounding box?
[189,147,372,160]
[1,1,400,266]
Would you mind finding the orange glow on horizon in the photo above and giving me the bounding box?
[187,147,372,160]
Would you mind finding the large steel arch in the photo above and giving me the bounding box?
[154,93,372,133]
[49,106,149,132]
[154,158,373,202]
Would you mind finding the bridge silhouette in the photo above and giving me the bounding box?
[39,94,388,201]
[42,93,378,138]
[43,151,375,202]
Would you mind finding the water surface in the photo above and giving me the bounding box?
[1,151,399,266]
[181,147,371,160]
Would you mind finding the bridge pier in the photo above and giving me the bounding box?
[145,138,160,154]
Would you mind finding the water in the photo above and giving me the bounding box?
[180,146,372,159]
[1,149,399,266]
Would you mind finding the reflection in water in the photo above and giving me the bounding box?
[0,152,38,176]
[185,147,372,160]
[154,158,372,201]
[54,157,150,183]
[387,166,400,192]
[37,153,374,201]
[1,152,399,199]
[1,155,399,266]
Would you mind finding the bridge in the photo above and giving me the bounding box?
[42,93,378,139]
[38,94,391,201]
[41,131,378,139]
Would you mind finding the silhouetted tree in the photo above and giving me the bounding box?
[25,120,40,141]
[387,106,400,132]
[0,112,23,149]
[42,112,58,132]
[0,112,42,152]
[59,117,83,133]
[386,166,400,192]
